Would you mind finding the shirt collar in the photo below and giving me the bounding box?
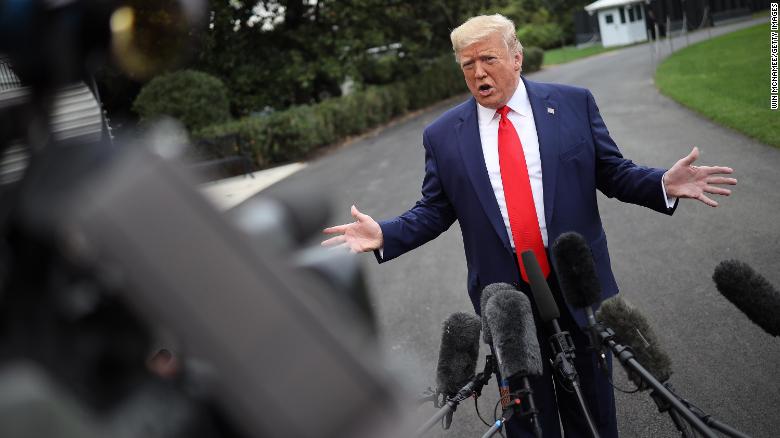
[476,77,530,127]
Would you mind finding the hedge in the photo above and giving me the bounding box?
[133,70,231,132]
[523,47,544,73]
[517,22,565,50]
[196,50,544,168]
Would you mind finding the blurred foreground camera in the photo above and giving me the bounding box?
[0,2,405,437]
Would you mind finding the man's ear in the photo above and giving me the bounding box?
[514,51,523,72]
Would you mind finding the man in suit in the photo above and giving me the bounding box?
[322,14,736,437]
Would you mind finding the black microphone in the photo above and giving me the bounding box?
[436,312,481,397]
[484,289,543,438]
[596,297,672,388]
[551,232,607,368]
[713,259,780,337]
[521,250,600,438]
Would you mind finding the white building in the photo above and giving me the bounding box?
[585,0,648,47]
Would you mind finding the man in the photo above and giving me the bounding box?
[322,14,736,437]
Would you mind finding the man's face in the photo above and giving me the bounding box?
[458,32,522,109]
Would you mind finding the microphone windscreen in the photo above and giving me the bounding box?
[485,290,543,379]
[435,312,481,396]
[597,297,672,387]
[521,250,560,322]
[552,232,601,309]
[480,283,516,345]
[713,259,780,337]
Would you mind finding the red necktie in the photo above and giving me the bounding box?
[496,105,550,282]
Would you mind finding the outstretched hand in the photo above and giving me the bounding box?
[663,147,737,207]
[322,205,383,253]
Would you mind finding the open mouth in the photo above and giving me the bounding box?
[478,84,493,96]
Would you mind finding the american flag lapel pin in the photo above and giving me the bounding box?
[547,107,555,115]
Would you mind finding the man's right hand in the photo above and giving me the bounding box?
[321,205,383,253]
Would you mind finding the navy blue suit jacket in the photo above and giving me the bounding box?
[377,77,675,326]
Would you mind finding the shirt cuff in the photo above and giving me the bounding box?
[661,172,677,209]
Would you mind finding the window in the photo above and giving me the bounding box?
[619,8,626,23]
[636,4,643,20]
[628,6,635,21]
[605,13,614,24]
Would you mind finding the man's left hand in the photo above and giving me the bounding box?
[663,146,737,207]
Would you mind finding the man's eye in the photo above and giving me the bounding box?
[462,63,474,70]
[486,57,497,63]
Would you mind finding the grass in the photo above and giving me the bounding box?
[655,23,779,148]
[543,43,629,66]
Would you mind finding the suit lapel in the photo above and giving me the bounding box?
[455,98,513,253]
[523,77,560,228]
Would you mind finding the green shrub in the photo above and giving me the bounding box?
[517,22,565,50]
[195,55,466,169]
[133,69,231,132]
[523,47,544,73]
[359,55,400,85]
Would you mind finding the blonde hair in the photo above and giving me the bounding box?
[450,14,523,62]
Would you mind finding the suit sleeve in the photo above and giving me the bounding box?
[374,131,457,263]
[587,90,677,215]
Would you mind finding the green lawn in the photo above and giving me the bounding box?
[543,44,628,66]
[655,23,779,147]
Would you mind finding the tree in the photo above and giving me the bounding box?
[193,0,501,115]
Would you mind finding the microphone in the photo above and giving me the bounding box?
[596,297,672,388]
[483,289,543,438]
[415,312,491,437]
[480,283,511,345]
[521,250,600,438]
[479,282,515,409]
[552,232,601,317]
[596,298,734,438]
[436,312,481,397]
[713,259,780,337]
[551,232,607,368]
[484,290,543,382]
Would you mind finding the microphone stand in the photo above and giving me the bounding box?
[661,382,753,438]
[595,325,719,438]
[413,355,496,438]
[415,387,438,406]
[548,319,601,438]
[648,388,696,438]
[480,377,542,438]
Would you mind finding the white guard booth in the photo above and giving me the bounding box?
[585,0,649,47]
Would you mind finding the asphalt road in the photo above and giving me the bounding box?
[265,17,779,438]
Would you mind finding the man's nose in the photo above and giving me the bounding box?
[474,62,487,79]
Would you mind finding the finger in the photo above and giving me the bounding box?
[704,186,731,196]
[323,224,350,234]
[698,193,718,207]
[707,176,738,185]
[321,235,347,247]
[351,204,371,223]
[325,242,351,251]
[351,204,360,220]
[699,166,734,175]
[680,146,699,166]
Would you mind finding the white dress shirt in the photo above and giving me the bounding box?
[477,79,549,248]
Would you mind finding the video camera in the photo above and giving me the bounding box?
[0,2,402,437]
